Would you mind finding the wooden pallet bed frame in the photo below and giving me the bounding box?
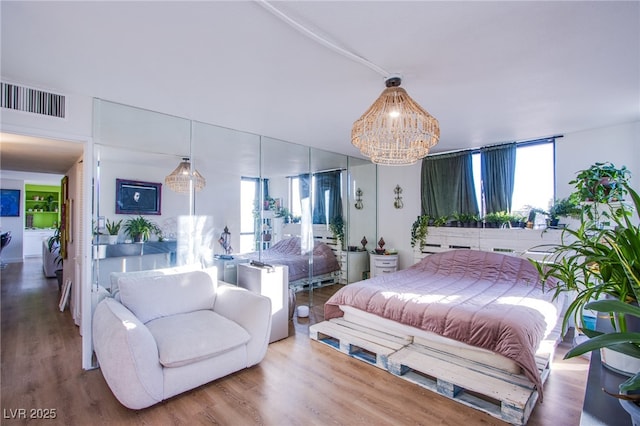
[310,316,558,425]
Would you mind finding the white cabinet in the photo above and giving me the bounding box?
[369,254,398,278]
[237,263,289,343]
[24,229,55,257]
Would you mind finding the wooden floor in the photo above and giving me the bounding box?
[1,259,589,425]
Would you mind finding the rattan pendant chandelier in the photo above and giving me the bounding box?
[165,157,206,193]
[352,76,440,166]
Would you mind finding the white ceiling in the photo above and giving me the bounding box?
[1,1,639,174]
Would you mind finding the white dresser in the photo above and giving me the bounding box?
[237,263,289,343]
[369,254,399,278]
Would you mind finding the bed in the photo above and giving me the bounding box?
[242,237,342,291]
[310,249,565,425]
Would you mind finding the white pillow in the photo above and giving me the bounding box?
[118,270,216,323]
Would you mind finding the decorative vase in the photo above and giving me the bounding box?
[361,236,367,250]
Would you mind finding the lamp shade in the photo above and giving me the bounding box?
[165,158,206,193]
[352,77,439,166]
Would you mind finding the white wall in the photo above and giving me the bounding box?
[556,121,639,198]
[376,163,422,270]
[348,163,377,251]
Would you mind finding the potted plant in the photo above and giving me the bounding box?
[275,207,292,223]
[432,215,449,227]
[411,215,430,249]
[123,216,161,243]
[508,212,525,228]
[483,212,500,228]
[329,215,345,250]
[47,225,63,289]
[570,162,631,204]
[531,182,640,370]
[105,219,122,244]
[547,194,582,227]
[565,299,640,424]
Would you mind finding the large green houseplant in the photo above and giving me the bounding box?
[531,175,639,412]
[531,182,639,332]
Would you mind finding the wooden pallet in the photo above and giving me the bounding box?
[310,319,553,425]
[309,318,410,369]
[387,342,553,425]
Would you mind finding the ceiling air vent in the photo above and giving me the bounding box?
[1,82,66,118]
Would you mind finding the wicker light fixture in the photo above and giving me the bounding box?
[165,157,206,193]
[352,76,440,166]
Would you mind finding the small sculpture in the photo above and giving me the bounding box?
[375,237,386,254]
[360,236,368,250]
[218,226,232,254]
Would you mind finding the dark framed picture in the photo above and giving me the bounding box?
[115,179,162,215]
[0,189,21,217]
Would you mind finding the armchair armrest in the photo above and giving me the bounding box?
[92,298,163,409]
[214,285,272,366]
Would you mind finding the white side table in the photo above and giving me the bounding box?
[369,254,398,278]
[237,263,289,343]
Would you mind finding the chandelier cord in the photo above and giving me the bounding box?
[255,0,390,78]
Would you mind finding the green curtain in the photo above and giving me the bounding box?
[480,143,516,213]
[299,171,343,224]
[313,171,343,224]
[421,151,478,218]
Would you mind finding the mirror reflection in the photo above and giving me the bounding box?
[92,100,376,326]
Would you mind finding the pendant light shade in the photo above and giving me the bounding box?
[165,157,206,193]
[352,76,440,166]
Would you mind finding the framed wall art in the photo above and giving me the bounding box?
[0,189,20,217]
[115,179,162,215]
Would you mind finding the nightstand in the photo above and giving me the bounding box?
[369,253,398,278]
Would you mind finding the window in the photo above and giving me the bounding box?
[471,139,554,215]
[289,171,343,225]
[240,177,258,253]
[289,176,302,219]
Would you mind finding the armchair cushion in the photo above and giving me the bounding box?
[109,264,210,301]
[119,270,215,323]
[147,310,250,368]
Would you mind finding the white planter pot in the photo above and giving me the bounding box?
[601,348,640,376]
[93,244,107,260]
[620,398,640,426]
[107,235,118,245]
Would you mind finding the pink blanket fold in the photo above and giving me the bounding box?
[325,249,559,398]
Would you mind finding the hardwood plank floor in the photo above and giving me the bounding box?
[1,260,588,425]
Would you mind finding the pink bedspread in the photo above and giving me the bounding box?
[244,237,340,282]
[325,249,560,397]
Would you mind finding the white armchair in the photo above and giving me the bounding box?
[92,267,272,409]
